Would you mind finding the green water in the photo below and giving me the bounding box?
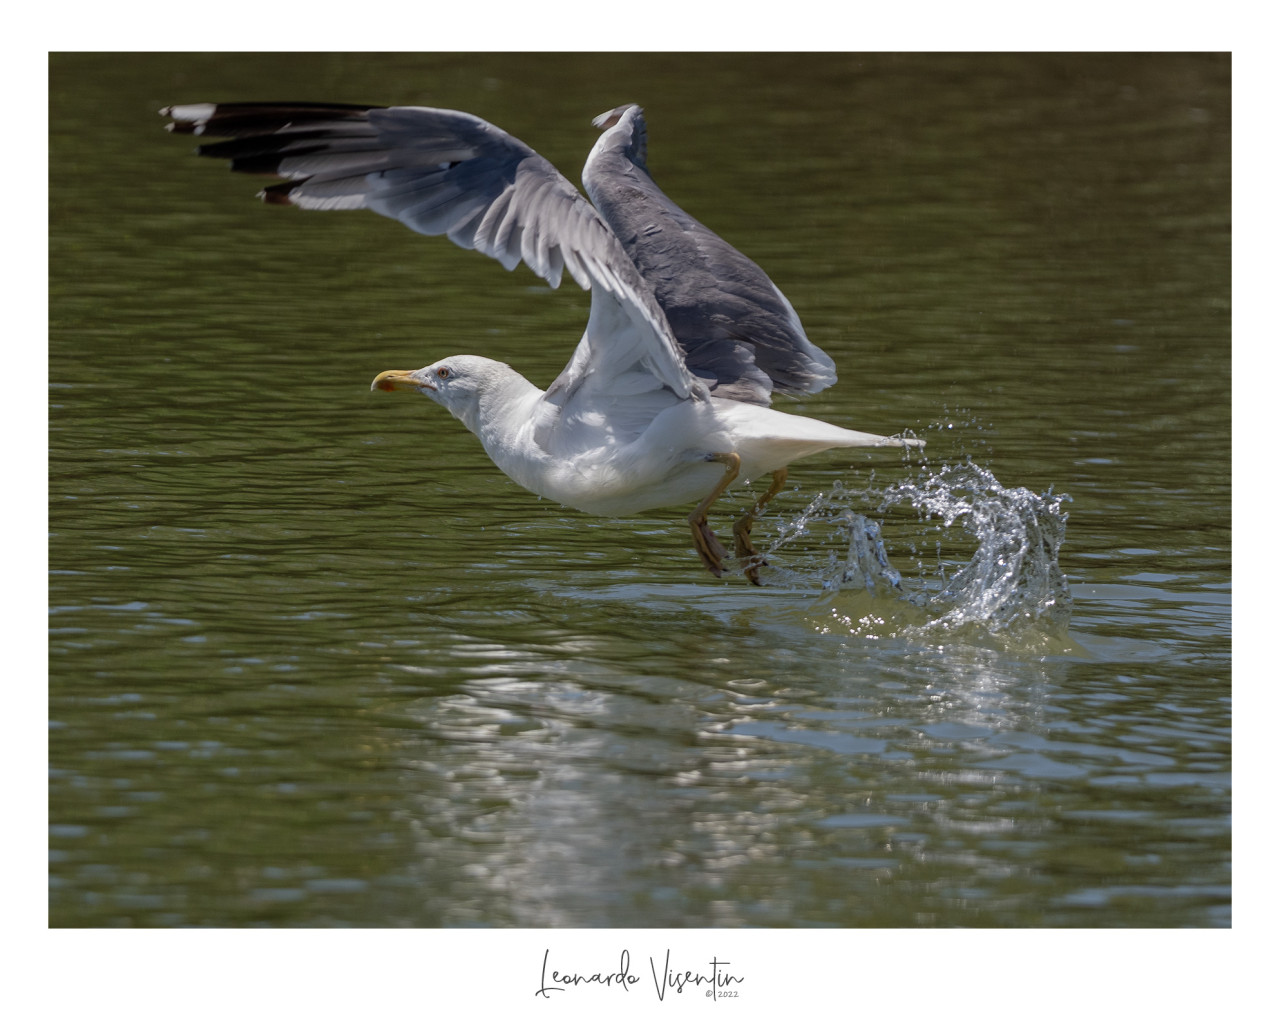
[49,53,1229,927]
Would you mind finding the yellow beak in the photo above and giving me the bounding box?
[371,369,423,393]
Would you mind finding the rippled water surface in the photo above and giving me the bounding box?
[49,53,1230,927]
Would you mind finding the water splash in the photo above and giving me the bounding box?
[766,461,1072,647]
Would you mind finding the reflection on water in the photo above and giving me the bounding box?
[357,593,1228,927]
[50,53,1229,928]
[49,579,1231,927]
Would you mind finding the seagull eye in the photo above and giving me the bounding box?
[436,366,450,380]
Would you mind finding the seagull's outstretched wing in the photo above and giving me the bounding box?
[585,105,838,406]
[161,102,702,400]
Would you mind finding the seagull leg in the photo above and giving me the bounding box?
[688,453,741,577]
[734,468,787,585]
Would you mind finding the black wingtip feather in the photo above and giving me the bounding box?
[161,101,383,139]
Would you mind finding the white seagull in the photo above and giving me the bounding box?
[162,101,923,584]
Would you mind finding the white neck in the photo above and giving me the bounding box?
[465,367,549,493]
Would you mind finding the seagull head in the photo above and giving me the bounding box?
[371,355,534,433]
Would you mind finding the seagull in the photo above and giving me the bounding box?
[162,101,923,584]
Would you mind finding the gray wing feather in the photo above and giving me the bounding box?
[584,105,838,405]
[162,101,702,401]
